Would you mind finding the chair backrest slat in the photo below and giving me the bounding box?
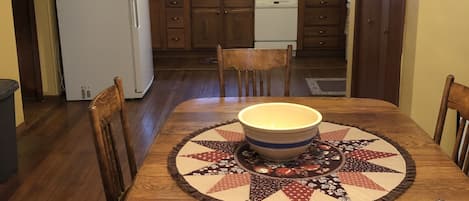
[217,45,292,97]
[89,77,137,201]
[244,70,249,97]
[453,118,466,164]
[259,71,264,96]
[464,137,469,174]
[104,122,125,197]
[267,70,272,96]
[236,70,242,96]
[434,74,469,176]
[252,71,257,96]
[457,119,469,167]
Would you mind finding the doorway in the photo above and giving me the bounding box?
[12,0,43,101]
[351,0,406,105]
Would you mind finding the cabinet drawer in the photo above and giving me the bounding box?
[167,29,185,48]
[304,8,340,25]
[166,0,183,8]
[224,0,253,8]
[192,0,219,7]
[303,37,341,48]
[306,0,341,7]
[166,8,184,28]
[304,26,341,37]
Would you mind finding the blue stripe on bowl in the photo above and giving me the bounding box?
[245,136,314,149]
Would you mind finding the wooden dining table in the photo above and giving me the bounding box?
[126,97,469,201]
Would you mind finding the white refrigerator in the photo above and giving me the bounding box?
[56,0,154,100]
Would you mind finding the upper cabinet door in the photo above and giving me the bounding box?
[223,7,254,48]
[191,8,222,48]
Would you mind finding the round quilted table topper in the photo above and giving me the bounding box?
[168,121,415,201]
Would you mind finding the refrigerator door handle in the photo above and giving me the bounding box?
[131,0,140,28]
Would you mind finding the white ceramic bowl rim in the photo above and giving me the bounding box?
[238,102,322,131]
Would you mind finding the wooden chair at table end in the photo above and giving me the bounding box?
[88,77,138,201]
[434,74,469,175]
[217,44,293,97]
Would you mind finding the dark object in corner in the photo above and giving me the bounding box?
[0,79,19,183]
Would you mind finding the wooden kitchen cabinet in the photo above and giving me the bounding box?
[191,7,221,48]
[298,0,347,55]
[223,7,254,48]
[149,0,163,49]
[149,0,190,49]
[150,0,252,50]
[191,0,253,49]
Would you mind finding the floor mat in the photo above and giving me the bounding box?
[305,78,346,96]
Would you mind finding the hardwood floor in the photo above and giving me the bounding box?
[1,57,345,201]
[155,52,346,71]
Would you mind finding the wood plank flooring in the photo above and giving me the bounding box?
[1,57,345,201]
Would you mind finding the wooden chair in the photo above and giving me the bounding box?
[88,77,137,201]
[434,74,469,175]
[217,44,292,97]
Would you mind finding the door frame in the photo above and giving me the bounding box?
[12,0,43,100]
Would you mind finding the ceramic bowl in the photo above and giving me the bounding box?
[238,102,322,161]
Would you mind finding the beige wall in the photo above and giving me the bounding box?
[35,0,61,95]
[399,0,419,115]
[0,0,25,126]
[400,0,469,154]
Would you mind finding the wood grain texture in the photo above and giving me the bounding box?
[351,0,405,105]
[88,77,137,201]
[149,0,163,48]
[187,0,254,49]
[434,75,469,175]
[126,97,469,201]
[298,0,346,55]
[217,45,292,97]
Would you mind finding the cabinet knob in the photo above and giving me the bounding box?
[319,15,328,20]
[318,30,325,34]
[172,16,179,21]
[320,0,328,5]
[319,41,325,45]
[172,37,180,41]
[224,10,228,14]
[170,1,178,5]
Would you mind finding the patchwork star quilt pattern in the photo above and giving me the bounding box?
[169,121,415,201]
